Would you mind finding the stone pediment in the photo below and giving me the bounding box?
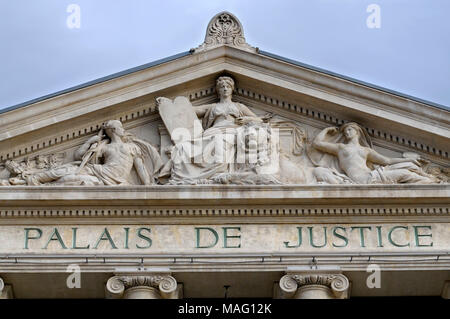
[0,12,449,300]
[0,12,448,188]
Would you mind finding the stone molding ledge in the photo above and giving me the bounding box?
[1,253,449,273]
[0,205,448,219]
[0,184,448,206]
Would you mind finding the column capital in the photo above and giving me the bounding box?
[106,273,179,299]
[279,270,350,299]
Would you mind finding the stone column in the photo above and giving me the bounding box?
[106,273,180,299]
[0,277,14,299]
[278,271,350,299]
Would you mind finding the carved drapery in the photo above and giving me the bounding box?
[279,273,350,299]
[105,274,179,299]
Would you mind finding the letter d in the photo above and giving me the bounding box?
[195,227,219,248]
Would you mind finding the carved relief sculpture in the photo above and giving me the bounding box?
[308,122,438,184]
[0,120,163,186]
[157,76,282,185]
[0,154,65,186]
[0,86,446,186]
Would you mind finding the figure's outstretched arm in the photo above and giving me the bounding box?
[134,157,152,185]
[367,149,420,166]
[312,127,340,156]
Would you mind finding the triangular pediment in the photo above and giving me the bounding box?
[0,12,448,186]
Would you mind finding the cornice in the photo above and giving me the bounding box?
[0,184,448,207]
[0,252,449,273]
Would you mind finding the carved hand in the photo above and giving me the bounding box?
[87,135,102,145]
[326,127,339,135]
[235,116,248,125]
[235,116,261,125]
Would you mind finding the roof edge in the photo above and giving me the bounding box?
[1,48,449,116]
[0,51,192,115]
[260,50,450,112]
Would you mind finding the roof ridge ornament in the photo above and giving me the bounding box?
[193,11,257,53]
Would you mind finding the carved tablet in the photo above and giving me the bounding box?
[157,96,203,144]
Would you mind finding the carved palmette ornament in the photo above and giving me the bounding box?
[106,274,178,299]
[279,273,350,299]
[194,11,256,53]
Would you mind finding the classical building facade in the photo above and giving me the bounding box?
[0,12,448,299]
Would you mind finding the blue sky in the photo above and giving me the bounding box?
[1,0,449,110]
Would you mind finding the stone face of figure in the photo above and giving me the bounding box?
[311,122,437,184]
[343,125,357,140]
[217,77,233,100]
